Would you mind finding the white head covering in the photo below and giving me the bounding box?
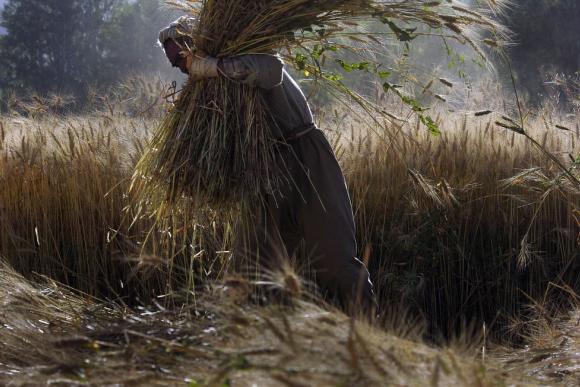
[158,16,198,46]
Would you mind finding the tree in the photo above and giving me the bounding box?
[0,0,169,102]
[505,0,580,103]
[0,0,117,98]
[99,0,168,80]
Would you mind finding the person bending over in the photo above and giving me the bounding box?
[159,17,376,314]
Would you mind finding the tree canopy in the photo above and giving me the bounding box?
[0,0,579,106]
[0,0,169,101]
[505,0,580,103]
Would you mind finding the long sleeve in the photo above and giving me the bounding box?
[219,54,315,138]
[218,54,284,90]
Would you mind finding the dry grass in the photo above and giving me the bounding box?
[0,97,578,339]
[496,286,580,385]
[134,0,385,209]
[0,112,232,300]
[2,4,577,383]
[339,111,579,340]
[3,262,576,386]
[0,88,578,384]
[134,0,508,211]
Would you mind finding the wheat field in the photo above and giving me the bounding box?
[0,90,578,384]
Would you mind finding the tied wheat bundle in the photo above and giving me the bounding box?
[133,0,376,210]
[133,0,507,212]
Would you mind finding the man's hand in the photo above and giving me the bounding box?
[187,51,219,81]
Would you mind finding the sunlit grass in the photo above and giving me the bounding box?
[0,100,577,341]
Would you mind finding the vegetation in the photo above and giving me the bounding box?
[0,98,578,383]
[1,86,577,338]
[344,110,579,340]
[505,0,580,104]
[0,0,579,385]
[2,261,578,385]
[0,0,170,103]
[133,0,507,211]
[2,0,580,107]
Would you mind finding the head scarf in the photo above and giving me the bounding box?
[158,16,198,47]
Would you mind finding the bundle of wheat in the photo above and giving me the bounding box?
[132,0,380,211]
[132,0,506,213]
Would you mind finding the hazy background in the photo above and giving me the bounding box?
[0,0,6,34]
[1,0,580,111]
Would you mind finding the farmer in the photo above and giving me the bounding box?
[159,17,375,314]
